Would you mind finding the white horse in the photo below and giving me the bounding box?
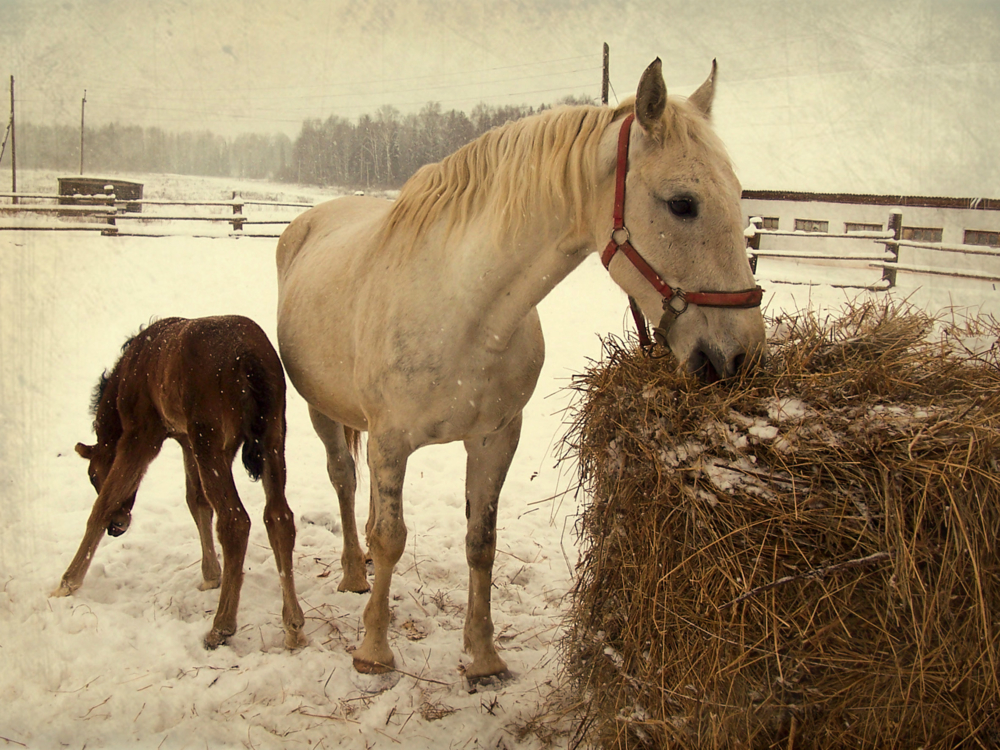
[276,59,766,682]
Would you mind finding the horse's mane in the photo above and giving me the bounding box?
[374,94,730,254]
[89,321,155,417]
[375,100,632,253]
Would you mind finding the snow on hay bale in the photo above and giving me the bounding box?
[559,299,1000,749]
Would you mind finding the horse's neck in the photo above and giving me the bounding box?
[458,128,617,350]
[93,375,124,447]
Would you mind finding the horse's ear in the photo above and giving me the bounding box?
[688,59,717,119]
[75,443,95,459]
[635,58,667,143]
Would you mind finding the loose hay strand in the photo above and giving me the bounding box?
[558,298,1000,749]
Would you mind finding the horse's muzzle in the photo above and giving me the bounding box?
[686,341,760,384]
[107,513,131,537]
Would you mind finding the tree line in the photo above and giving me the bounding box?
[12,122,291,180]
[9,95,593,189]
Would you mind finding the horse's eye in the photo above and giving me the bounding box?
[667,198,697,218]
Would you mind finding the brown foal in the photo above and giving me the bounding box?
[52,315,306,650]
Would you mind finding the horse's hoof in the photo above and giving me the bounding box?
[49,583,74,598]
[337,577,370,594]
[203,629,232,650]
[349,665,400,694]
[465,668,515,693]
[197,578,221,592]
[284,627,308,650]
[352,655,394,675]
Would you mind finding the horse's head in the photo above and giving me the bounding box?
[75,441,131,536]
[602,58,766,382]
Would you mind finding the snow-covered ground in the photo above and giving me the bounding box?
[1,172,997,749]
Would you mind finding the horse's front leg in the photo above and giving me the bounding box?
[462,413,521,682]
[351,429,409,674]
[51,438,159,597]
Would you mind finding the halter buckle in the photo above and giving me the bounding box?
[652,290,690,347]
[664,290,689,316]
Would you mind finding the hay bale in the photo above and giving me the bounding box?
[560,299,1000,749]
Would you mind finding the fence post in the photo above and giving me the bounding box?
[745,216,762,274]
[881,210,902,287]
[100,183,118,236]
[231,191,245,232]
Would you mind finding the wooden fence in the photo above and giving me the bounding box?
[745,209,1000,289]
[6,187,1000,290]
[0,186,312,238]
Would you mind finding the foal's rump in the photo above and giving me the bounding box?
[164,316,285,453]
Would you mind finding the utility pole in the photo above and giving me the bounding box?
[79,89,87,175]
[9,75,16,203]
[601,43,610,106]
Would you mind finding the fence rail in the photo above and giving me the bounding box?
[5,188,1000,288]
[0,188,313,236]
[745,210,1000,289]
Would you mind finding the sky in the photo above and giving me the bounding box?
[2,0,999,195]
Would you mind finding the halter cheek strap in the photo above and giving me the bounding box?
[601,113,763,351]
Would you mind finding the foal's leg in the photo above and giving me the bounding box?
[462,413,522,682]
[260,419,307,649]
[52,435,161,597]
[193,441,251,650]
[352,429,410,674]
[180,441,222,591]
[308,407,369,593]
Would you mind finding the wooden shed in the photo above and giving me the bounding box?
[58,177,144,213]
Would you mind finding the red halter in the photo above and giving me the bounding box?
[601,113,763,350]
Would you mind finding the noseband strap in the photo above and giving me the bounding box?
[601,113,763,350]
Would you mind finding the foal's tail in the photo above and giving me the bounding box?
[240,354,283,482]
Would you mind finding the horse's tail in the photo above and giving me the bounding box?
[239,353,283,482]
[344,426,362,461]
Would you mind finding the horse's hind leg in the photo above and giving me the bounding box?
[193,442,251,649]
[260,418,307,649]
[461,413,522,683]
[180,441,221,591]
[52,436,160,597]
[308,407,369,593]
[352,429,410,674]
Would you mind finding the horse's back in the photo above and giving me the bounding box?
[118,316,283,440]
[276,196,391,279]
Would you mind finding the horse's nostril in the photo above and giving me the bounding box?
[732,352,747,374]
[689,349,721,383]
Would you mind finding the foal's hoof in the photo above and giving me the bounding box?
[197,578,221,592]
[107,512,131,537]
[203,628,233,650]
[50,583,74,598]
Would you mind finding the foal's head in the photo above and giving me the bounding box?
[604,59,767,381]
[76,360,131,536]
[76,439,132,537]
